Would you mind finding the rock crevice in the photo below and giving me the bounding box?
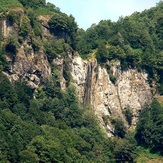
[71,56,153,136]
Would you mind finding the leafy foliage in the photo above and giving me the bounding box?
[7,11,21,25]
[0,71,115,162]
[111,118,127,138]
[123,107,133,126]
[27,9,42,37]
[18,0,45,9]
[5,35,19,55]
[19,16,30,38]
[96,41,108,62]
[0,0,22,12]
[0,45,9,71]
[113,134,137,162]
[135,100,163,155]
[48,13,78,48]
[77,1,163,94]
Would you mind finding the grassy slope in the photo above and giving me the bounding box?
[0,0,23,12]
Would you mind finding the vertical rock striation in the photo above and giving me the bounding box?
[71,56,153,136]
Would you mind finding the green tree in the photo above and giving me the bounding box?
[112,118,127,138]
[96,42,108,62]
[135,100,163,155]
[123,107,133,126]
[5,35,19,55]
[114,134,137,162]
[48,13,78,47]
[0,77,18,108]
[18,0,45,9]
[48,13,69,38]
[27,135,66,162]
[20,150,39,163]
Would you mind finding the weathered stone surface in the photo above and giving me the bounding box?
[71,56,153,136]
[53,56,66,90]
[71,56,88,101]
[0,13,51,88]
[1,10,23,38]
[1,13,153,136]
[6,45,51,88]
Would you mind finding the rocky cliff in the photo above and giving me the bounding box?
[0,12,52,89]
[5,45,52,89]
[0,12,153,136]
[71,56,153,136]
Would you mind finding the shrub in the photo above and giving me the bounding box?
[111,118,127,138]
[0,46,9,70]
[123,107,133,126]
[19,16,30,38]
[109,74,116,84]
[135,100,163,155]
[0,0,22,12]
[114,134,137,162]
[7,11,20,25]
[5,36,19,55]
[18,0,45,9]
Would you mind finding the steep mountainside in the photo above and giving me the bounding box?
[71,56,152,135]
[0,8,154,136]
[1,12,51,88]
[0,0,162,162]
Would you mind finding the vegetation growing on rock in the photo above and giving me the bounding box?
[0,0,163,162]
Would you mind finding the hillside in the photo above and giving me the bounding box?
[76,2,163,95]
[0,0,163,162]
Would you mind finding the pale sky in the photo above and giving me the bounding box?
[47,0,161,30]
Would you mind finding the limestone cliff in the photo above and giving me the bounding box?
[71,56,153,136]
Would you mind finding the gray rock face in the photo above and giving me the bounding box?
[5,44,51,89]
[71,56,88,102]
[1,13,52,88]
[1,13,153,136]
[71,56,153,136]
[53,56,66,91]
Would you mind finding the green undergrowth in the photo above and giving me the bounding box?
[0,0,23,12]
[136,147,163,163]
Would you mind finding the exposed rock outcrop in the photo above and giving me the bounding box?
[1,13,52,89]
[5,44,51,88]
[0,12,153,136]
[53,56,66,90]
[71,56,153,136]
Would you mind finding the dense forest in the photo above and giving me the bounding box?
[0,0,163,162]
[76,2,163,95]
